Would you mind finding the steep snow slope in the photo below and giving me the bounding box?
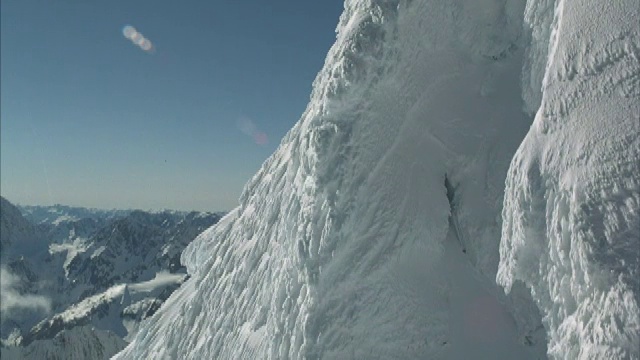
[117,0,551,358]
[497,0,640,358]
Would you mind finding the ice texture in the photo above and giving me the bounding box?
[117,0,639,358]
[497,0,640,358]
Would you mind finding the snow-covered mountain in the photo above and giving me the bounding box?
[1,198,59,339]
[1,326,127,360]
[0,198,48,260]
[496,0,640,358]
[63,210,219,294]
[18,204,131,228]
[115,0,639,359]
[0,197,223,358]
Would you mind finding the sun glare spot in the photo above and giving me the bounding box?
[122,25,136,39]
[237,117,269,146]
[122,25,154,53]
[140,39,153,52]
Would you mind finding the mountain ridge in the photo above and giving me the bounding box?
[0,196,223,358]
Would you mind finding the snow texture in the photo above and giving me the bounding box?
[497,0,640,358]
[117,0,550,358]
[117,0,639,358]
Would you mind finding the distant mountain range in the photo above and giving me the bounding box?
[0,197,224,359]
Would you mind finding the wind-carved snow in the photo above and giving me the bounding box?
[117,0,553,358]
[497,0,640,358]
[128,272,186,294]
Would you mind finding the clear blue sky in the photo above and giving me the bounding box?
[1,0,344,211]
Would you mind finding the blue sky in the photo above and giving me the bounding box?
[1,0,344,211]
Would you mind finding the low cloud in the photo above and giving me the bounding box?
[122,25,154,53]
[0,267,51,315]
[237,117,269,145]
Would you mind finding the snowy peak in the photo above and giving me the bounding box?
[64,210,221,292]
[18,204,130,227]
[117,0,548,358]
[117,0,639,359]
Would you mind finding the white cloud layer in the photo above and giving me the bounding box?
[0,267,51,315]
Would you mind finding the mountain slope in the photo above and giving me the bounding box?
[0,198,47,259]
[497,0,640,358]
[116,0,554,358]
[1,198,59,338]
[1,326,126,360]
[1,198,223,357]
[18,204,130,227]
[64,210,217,293]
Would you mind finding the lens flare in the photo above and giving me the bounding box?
[122,25,136,39]
[238,117,269,146]
[122,25,154,53]
[140,39,153,52]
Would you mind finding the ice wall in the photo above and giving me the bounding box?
[497,0,640,358]
[115,0,640,358]
[116,0,550,358]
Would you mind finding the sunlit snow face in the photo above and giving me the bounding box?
[122,25,154,53]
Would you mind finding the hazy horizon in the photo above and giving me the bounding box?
[2,195,227,213]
